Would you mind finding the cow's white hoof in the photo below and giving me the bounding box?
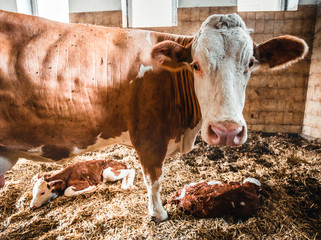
[150,210,168,223]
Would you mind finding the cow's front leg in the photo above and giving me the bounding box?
[141,161,168,222]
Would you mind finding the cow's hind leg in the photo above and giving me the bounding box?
[103,167,136,190]
[64,181,96,197]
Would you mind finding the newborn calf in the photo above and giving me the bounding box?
[30,159,135,209]
[168,178,268,218]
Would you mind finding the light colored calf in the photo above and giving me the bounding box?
[30,160,135,209]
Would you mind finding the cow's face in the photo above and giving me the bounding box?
[191,16,253,146]
[151,14,308,146]
[30,177,62,208]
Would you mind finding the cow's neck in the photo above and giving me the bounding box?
[170,69,201,141]
[153,32,201,142]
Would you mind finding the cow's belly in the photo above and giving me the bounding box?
[76,131,133,153]
[0,131,133,165]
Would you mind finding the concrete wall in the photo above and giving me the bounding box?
[302,3,321,138]
[70,5,317,134]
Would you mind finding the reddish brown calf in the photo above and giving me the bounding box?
[168,178,268,218]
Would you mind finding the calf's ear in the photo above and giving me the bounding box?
[151,40,193,72]
[48,180,64,190]
[254,35,308,70]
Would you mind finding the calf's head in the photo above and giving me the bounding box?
[151,14,308,146]
[30,175,65,209]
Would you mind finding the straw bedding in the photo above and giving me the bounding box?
[0,132,320,240]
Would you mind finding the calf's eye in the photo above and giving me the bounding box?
[40,192,45,195]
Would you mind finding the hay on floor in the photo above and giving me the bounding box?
[0,132,320,240]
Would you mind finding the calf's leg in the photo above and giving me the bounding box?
[125,169,136,189]
[103,167,136,190]
[64,181,96,197]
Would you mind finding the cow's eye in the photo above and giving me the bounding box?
[193,62,201,71]
[40,192,45,195]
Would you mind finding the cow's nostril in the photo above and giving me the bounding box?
[209,125,217,137]
[237,126,245,138]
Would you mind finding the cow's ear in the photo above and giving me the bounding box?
[48,180,64,190]
[151,40,193,72]
[254,35,308,70]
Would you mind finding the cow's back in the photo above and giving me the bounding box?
[0,11,150,155]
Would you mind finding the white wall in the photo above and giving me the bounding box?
[178,0,237,8]
[37,0,69,22]
[16,0,32,15]
[0,0,17,12]
[178,0,317,8]
[1,0,319,14]
[68,0,319,13]
[299,0,319,4]
[69,0,121,13]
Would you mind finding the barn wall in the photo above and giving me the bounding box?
[69,5,317,134]
[302,3,321,138]
[240,6,316,133]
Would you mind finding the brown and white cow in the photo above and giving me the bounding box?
[30,159,135,209]
[168,178,269,218]
[0,11,307,221]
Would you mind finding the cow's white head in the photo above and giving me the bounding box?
[30,175,63,209]
[152,14,308,146]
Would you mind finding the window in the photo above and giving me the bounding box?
[123,0,177,28]
[16,0,69,23]
[238,0,299,12]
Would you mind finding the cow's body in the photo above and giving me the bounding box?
[30,159,135,208]
[0,10,308,221]
[168,178,269,218]
[0,11,197,158]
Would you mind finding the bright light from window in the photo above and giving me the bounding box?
[131,0,174,28]
[37,0,69,23]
